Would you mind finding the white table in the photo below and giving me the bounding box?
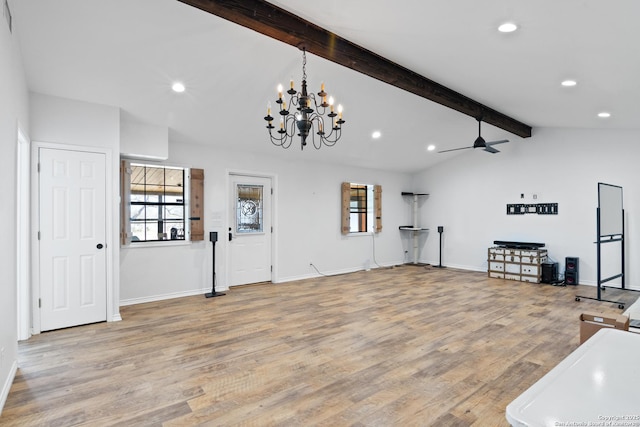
[506,328,640,427]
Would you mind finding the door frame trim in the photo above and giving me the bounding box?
[16,125,30,341]
[225,170,278,288]
[31,141,114,334]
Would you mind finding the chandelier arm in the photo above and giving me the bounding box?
[307,115,340,148]
[309,129,322,150]
[319,122,342,145]
[269,127,293,148]
[288,93,301,109]
[305,115,321,150]
[321,129,341,146]
[315,104,329,115]
[307,93,318,108]
[320,117,336,136]
[268,130,292,149]
[268,115,298,148]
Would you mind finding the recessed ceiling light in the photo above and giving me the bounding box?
[598,112,611,118]
[561,80,577,87]
[427,145,436,151]
[172,82,186,93]
[498,22,518,33]
[372,131,382,139]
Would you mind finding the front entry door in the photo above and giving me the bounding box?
[39,147,107,331]
[229,175,272,286]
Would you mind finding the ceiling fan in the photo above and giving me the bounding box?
[439,117,509,154]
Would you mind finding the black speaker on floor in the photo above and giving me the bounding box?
[205,231,225,298]
[541,262,558,284]
[434,226,445,268]
[565,257,579,285]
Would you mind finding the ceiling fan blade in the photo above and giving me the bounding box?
[438,146,473,153]
[483,145,500,154]
[486,139,509,146]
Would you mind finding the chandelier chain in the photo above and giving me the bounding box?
[302,48,307,81]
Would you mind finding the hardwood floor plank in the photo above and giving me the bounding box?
[2,266,635,426]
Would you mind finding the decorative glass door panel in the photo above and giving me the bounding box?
[236,184,264,233]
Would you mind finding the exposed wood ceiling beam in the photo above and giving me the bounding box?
[178,0,532,138]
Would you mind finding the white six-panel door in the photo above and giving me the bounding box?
[39,148,107,331]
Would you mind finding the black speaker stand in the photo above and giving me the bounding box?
[434,226,446,269]
[206,232,225,298]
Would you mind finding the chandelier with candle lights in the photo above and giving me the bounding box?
[263,47,345,150]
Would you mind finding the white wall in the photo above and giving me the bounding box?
[0,5,29,412]
[413,127,640,288]
[29,93,121,322]
[120,117,168,160]
[119,139,413,303]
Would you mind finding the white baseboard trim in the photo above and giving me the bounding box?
[0,360,18,416]
[276,261,403,284]
[275,273,319,283]
[120,287,211,306]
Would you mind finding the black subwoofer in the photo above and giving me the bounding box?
[541,262,558,284]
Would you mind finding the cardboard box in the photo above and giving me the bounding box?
[579,312,629,344]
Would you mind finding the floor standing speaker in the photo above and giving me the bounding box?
[434,226,445,268]
[205,231,225,298]
[565,257,579,285]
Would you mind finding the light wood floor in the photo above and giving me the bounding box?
[2,266,636,426]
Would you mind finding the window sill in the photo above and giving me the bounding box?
[125,240,192,249]
[346,232,377,237]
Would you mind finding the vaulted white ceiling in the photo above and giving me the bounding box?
[11,0,640,172]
